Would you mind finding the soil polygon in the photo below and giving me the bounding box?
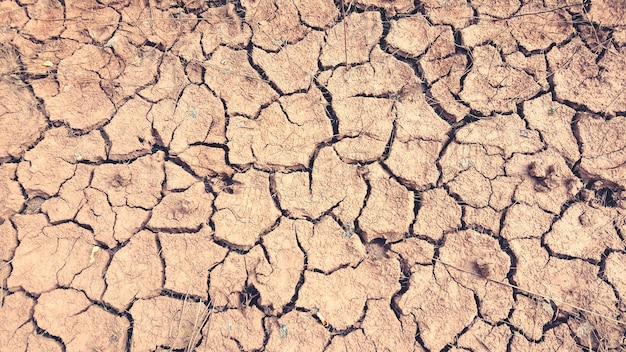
[1,1,626,351]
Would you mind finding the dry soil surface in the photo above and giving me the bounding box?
[1,0,626,351]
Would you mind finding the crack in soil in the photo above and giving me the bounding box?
[1,0,626,351]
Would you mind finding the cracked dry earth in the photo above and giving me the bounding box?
[2,0,626,351]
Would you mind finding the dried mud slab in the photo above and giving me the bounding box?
[0,81,47,162]
[264,310,331,351]
[16,127,106,197]
[149,84,226,155]
[0,164,24,221]
[4,2,626,351]
[202,306,266,351]
[129,296,206,352]
[34,289,129,351]
[242,0,309,51]
[299,216,366,272]
[458,320,512,351]
[274,147,367,220]
[413,188,461,241]
[0,291,36,350]
[544,202,623,261]
[245,219,305,313]
[548,38,626,115]
[44,45,116,130]
[325,46,418,100]
[512,238,626,349]
[332,97,395,162]
[422,0,473,29]
[359,163,414,242]
[501,203,553,240]
[455,114,543,158]
[577,114,626,189]
[91,152,165,208]
[459,45,541,114]
[208,252,247,308]
[195,4,251,55]
[523,94,580,164]
[159,227,227,299]
[147,182,214,233]
[386,14,449,58]
[104,97,155,160]
[439,230,513,322]
[397,264,477,351]
[297,257,400,331]
[204,46,278,118]
[508,0,573,51]
[7,214,97,294]
[103,230,163,311]
[320,11,383,67]
[505,149,582,213]
[212,169,281,249]
[228,89,333,169]
[253,31,324,94]
[293,0,339,28]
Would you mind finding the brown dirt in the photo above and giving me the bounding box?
[1,0,626,351]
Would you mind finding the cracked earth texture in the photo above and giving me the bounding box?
[1,0,626,351]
